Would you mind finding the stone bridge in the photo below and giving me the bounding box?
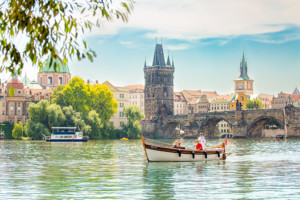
[141,106,300,138]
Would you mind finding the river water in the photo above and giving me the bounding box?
[1,138,300,199]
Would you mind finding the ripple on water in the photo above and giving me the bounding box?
[1,139,300,199]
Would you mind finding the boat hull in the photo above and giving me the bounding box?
[141,136,226,162]
[146,148,224,162]
[144,144,224,162]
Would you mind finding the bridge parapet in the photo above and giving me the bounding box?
[142,107,300,139]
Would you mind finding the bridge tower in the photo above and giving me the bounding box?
[144,43,174,119]
[234,51,254,95]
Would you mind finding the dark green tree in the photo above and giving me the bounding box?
[85,110,103,139]
[246,98,263,110]
[12,122,23,139]
[123,105,144,139]
[0,0,133,75]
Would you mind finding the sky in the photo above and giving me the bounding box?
[2,0,300,95]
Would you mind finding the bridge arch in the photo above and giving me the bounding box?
[247,116,283,137]
[198,117,233,138]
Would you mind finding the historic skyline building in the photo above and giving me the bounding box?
[38,58,71,89]
[234,52,254,95]
[144,43,174,119]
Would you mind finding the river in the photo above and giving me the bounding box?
[1,138,300,199]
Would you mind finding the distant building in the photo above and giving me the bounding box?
[229,93,249,110]
[174,92,187,115]
[292,87,300,95]
[38,57,71,89]
[210,99,231,135]
[234,52,253,95]
[125,84,145,114]
[103,81,129,129]
[0,74,30,124]
[195,95,210,113]
[258,93,273,109]
[272,91,299,108]
[210,99,230,112]
[181,90,218,103]
[144,43,174,119]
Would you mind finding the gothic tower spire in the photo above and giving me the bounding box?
[239,51,250,80]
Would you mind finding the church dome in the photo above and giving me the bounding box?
[39,58,70,74]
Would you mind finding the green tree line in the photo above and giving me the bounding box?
[21,77,144,140]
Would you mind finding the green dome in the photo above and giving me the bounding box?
[39,58,70,74]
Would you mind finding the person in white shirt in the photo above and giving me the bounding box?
[196,133,206,150]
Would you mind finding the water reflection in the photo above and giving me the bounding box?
[1,139,300,199]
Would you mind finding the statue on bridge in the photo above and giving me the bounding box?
[236,100,242,111]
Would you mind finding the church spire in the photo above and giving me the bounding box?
[152,43,166,67]
[166,51,171,66]
[239,51,250,80]
[144,57,147,68]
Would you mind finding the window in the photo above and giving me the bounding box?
[59,77,63,85]
[119,111,124,117]
[120,121,125,126]
[120,103,124,107]
[17,103,21,116]
[10,104,13,115]
[120,93,124,98]
[48,77,53,85]
[40,77,42,85]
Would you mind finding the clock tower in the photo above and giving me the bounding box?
[234,52,253,95]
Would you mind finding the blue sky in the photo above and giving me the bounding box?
[3,0,300,95]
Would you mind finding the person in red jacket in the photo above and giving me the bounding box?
[196,133,206,150]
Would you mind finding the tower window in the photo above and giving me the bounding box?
[48,77,53,85]
[59,77,63,85]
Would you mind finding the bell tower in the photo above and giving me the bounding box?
[144,43,174,119]
[234,52,253,95]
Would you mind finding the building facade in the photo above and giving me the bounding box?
[195,95,210,113]
[234,52,254,95]
[210,99,231,135]
[144,43,174,119]
[174,92,187,115]
[103,81,129,129]
[258,93,273,109]
[0,75,30,124]
[229,93,249,110]
[126,85,145,114]
[38,58,71,89]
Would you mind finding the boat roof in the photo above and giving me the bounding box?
[51,127,77,130]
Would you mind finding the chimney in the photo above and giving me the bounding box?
[87,79,90,84]
[96,80,98,84]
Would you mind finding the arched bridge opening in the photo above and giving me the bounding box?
[247,116,283,138]
[198,117,233,139]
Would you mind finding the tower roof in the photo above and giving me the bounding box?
[21,73,31,84]
[39,57,70,74]
[239,52,250,80]
[152,44,166,67]
[166,55,171,66]
[292,87,300,95]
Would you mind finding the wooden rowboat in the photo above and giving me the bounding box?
[141,136,226,162]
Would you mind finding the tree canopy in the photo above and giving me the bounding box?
[51,76,118,122]
[246,98,263,110]
[123,105,144,139]
[12,122,23,139]
[0,0,133,75]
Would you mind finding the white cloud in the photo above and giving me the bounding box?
[165,43,190,50]
[120,41,134,47]
[92,0,300,41]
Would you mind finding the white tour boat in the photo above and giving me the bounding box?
[45,127,88,142]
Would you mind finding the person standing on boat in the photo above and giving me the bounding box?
[196,133,206,150]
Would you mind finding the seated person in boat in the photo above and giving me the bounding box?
[173,141,185,149]
[196,133,206,150]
